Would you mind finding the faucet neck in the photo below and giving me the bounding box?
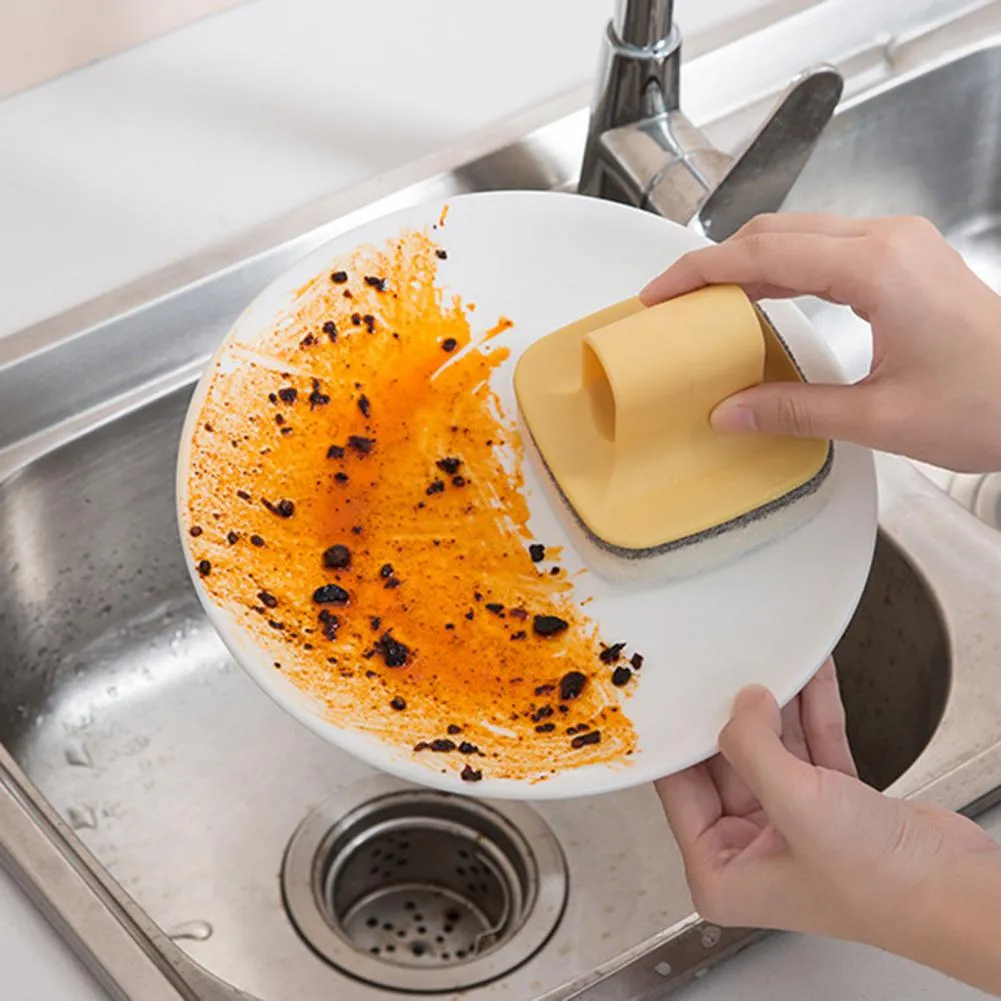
[613,0,675,48]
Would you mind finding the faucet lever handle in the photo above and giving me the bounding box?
[697,64,844,242]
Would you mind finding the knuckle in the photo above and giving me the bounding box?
[774,394,814,437]
[867,215,938,267]
[733,213,781,239]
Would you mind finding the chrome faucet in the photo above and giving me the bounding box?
[579,0,845,240]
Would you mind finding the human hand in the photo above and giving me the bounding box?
[640,213,1001,473]
[657,659,1001,994]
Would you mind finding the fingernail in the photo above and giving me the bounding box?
[711,399,757,432]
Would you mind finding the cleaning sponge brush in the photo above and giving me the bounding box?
[514,285,834,581]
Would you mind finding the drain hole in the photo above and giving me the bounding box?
[283,789,568,993]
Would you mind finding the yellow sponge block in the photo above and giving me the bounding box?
[514,285,833,577]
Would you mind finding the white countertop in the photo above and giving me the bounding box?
[1,1,1000,998]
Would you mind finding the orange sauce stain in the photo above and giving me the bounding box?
[184,222,636,783]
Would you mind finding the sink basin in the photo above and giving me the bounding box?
[4,5,1001,1001]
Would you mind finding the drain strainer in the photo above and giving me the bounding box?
[282,783,567,993]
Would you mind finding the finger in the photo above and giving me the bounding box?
[708,753,758,818]
[732,213,869,240]
[780,696,812,766]
[718,685,815,830]
[639,233,876,310]
[710,380,879,447]
[656,762,722,849]
[800,657,859,778]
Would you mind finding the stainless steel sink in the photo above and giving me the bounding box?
[4,4,1001,1001]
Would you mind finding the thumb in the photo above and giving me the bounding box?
[719,685,815,833]
[711,381,869,444]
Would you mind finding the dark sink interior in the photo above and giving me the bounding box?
[834,536,950,790]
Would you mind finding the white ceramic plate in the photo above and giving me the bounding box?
[177,190,877,800]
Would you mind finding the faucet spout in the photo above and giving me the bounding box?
[579,5,843,237]
[613,0,675,48]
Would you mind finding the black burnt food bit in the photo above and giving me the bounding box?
[334,472,350,484]
[250,534,265,547]
[447,724,462,735]
[390,696,407,711]
[364,275,387,291]
[323,544,352,569]
[458,741,479,755]
[435,249,448,260]
[374,631,410,668]
[379,563,395,579]
[572,730,601,749]
[528,543,546,563]
[441,337,457,353]
[533,614,568,637]
[313,583,350,605]
[535,722,556,733]
[263,498,295,518]
[196,559,211,577]
[559,671,587,701]
[322,320,337,340]
[630,652,645,670]
[318,609,340,640]
[358,394,371,418]
[278,387,297,403]
[612,666,632,687]
[348,435,374,455]
[600,642,626,664]
[430,738,456,753]
[425,479,445,495]
[436,456,462,475]
[189,526,203,537]
[485,602,504,616]
[330,270,349,284]
[327,444,345,459]
[461,765,483,782]
[309,380,331,408]
[257,591,278,609]
[351,312,362,326]
[227,531,239,544]
[362,313,376,334]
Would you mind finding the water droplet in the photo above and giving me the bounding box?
[64,743,92,768]
[167,920,213,942]
[67,805,97,830]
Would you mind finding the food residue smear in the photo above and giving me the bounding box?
[184,216,638,783]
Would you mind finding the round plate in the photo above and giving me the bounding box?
[177,190,877,800]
